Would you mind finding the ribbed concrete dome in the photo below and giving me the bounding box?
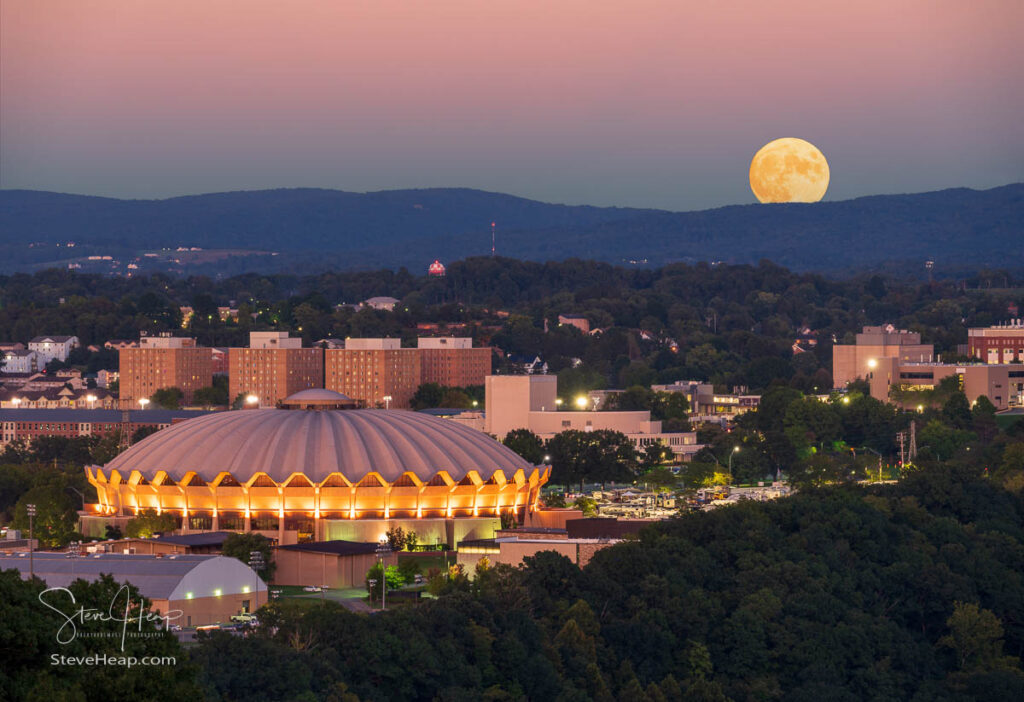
[104,409,532,483]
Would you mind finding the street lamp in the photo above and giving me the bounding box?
[66,486,86,511]
[375,539,392,610]
[138,398,150,410]
[728,446,740,474]
[555,398,563,407]
[245,394,259,409]
[86,394,97,409]
[575,396,588,410]
[543,455,551,463]
[11,397,21,407]
[248,550,264,614]
[867,358,878,370]
[27,503,36,579]
[383,395,392,410]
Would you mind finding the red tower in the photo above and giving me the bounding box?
[428,260,446,277]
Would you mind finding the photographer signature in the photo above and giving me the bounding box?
[38,585,182,651]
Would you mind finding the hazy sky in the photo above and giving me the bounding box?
[2,0,1022,210]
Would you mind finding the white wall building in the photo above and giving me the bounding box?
[28,335,79,364]
[3,349,39,374]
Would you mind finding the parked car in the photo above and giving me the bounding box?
[302,585,321,592]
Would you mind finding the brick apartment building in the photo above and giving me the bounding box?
[324,339,420,409]
[0,408,209,445]
[323,338,492,409]
[119,333,212,407]
[417,337,492,388]
[229,332,323,408]
[967,321,1024,364]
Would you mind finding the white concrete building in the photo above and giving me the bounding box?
[3,349,39,374]
[28,335,79,364]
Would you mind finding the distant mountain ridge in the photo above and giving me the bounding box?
[0,184,1020,274]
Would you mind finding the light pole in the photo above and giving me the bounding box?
[245,394,259,409]
[138,398,150,410]
[862,447,883,482]
[27,503,36,579]
[249,550,264,614]
[375,539,392,610]
[728,446,740,474]
[86,394,97,410]
[383,395,392,410]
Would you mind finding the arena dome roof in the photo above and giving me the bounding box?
[102,409,533,484]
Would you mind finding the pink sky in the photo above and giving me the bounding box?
[2,0,1021,208]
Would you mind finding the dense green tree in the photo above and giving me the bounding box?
[124,508,179,538]
[192,376,230,407]
[410,382,445,409]
[0,570,200,701]
[222,532,276,580]
[12,485,77,547]
[502,429,546,464]
[783,397,841,452]
[546,429,638,491]
[149,386,183,410]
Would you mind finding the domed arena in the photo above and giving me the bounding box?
[84,390,549,546]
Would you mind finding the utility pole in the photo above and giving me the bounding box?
[27,503,36,580]
[249,550,264,614]
[491,222,496,257]
[909,421,917,461]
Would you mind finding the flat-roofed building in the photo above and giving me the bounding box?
[832,325,935,389]
[273,540,397,589]
[967,321,1024,364]
[229,332,322,408]
[325,339,420,409]
[0,407,209,445]
[869,358,1024,410]
[484,375,701,459]
[119,333,212,407]
[417,337,492,388]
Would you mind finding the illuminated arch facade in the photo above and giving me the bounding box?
[84,393,549,545]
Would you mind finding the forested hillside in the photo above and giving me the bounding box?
[1,184,1020,274]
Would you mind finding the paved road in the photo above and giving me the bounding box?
[338,598,374,614]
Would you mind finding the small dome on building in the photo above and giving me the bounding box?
[280,389,357,410]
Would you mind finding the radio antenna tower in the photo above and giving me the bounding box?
[491,222,496,257]
[909,420,918,461]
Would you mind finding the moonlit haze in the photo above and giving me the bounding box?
[2,0,1021,209]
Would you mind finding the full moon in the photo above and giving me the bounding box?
[749,137,830,203]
